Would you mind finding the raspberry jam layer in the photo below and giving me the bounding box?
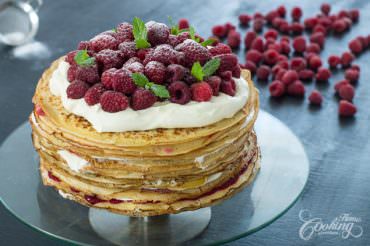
[50,61,249,132]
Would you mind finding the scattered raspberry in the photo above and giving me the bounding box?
[175,39,211,66]
[224,22,236,33]
[308,90,323,105]
[269,80,285,97]
[306,43,321,54]
[253,18,264,32]
[291,23,304,35]
[144,61,166,84]
[277,5,286,17]
[67,66,77,82]
[356,36,368,49]
[256,65,271,80]
[321,3,331,15]
[166,64,186,83]
[100,91,129,112]
[239,14,251,25]
[308,55,322,70]
[350,64,360,71]
[277,54,289,62]
[334,79,350,93]
[264,29,278,40]
[277,60,289,70]
[332,20,346,33]
[214,53,238,72]
[244,31,257,50]
[272,17,284,28]
[338,84,355,101]
[345,69,360,83]
[316,67,331,81]
[280,41,291,55]
[349,9,360,22]
[212,25,227,37]
[131,89,157,110]
[67,80,90,99]
[168,81,192,104]
[313,24,327,36]
[338,10,350,19]
[149,44,183,65]
[220,79,236,96]
[146,21,170,46]
[178,18,190,29]
[282,70,299,85]
[341,52,355,67]
[299,69,314,80]
[95,49,123,71]
[290,57,307,72]
[84,83,106,105]
[276,69,287,81]
[253,12,264,19]
[244,61,257,74]
[191,82,213,101]
[339,100,357,117]
[287,80,305,96]
[291,7,303,22]
[348,38,363,54]
[310,32,325,48]
[251,37,264,52]
[304,17,318,30]
[118,41,137,59]
[263,49,279,65]
[227,30,241,48]
[279,21,290,34]
[90,35,118,52]
[75,65,100,84]
[209,43,232,56]
[116,22,134,41]
[343,17,353,29]
[328,55,341,68]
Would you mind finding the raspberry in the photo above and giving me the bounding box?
[102,68,136,94]
[251,37,264,52]
[291,7,303,22]
[338,10,350,19]
[116,22,134,41]
[269,80,285,97]
[306,43,321,54]
[282,70,299,85]
[220,79,236,96]
[265,10,279,24]
[239,14,251,25]
[227,30,241,48]
[207,36,220,46]
[219,71,232,80]
[292,36,306,53]
[313,24,327,35]
[95,49,123,71]
[205,76,222,96]
[212,25,227,37]
[321,3,331,15]
[356,36,368,49]
[256,65,271,80]
[287,80,305,96]
[264,29,278,40]
[246,50,262,64]
[149,44,183,65]
[75,65,100,84]
[277,5,286,17]
[253,12,264,19]
[183,69,197,85]
[124,61,144,74]
[191,82,213,101]
[308,55,322,70]
[209,43,232,56]
[272,17,284,28]
[178,18,190,29]
[332,20,346,33]
[35,104,45,116]
[318,17,332,29]
[304,17,318,30]
[84,83,106,105]
[77,41,91,50]
[144,61,166,84]
[118,41,136,59]
[263,49,279,65]
[175,39,210,66]
[343,17,353,29]
[272,64,282,76]
[167,81,192,104]
[334,79,350,93]
[168,32,189,47]
[290,57,306,72]
[291,23,304,35]
[123,57,141,66]
[308,90,323,105]
[214,53,238,73]
[351,64,360,72]
[130,88,157,110]
[310,32,325,48]
[90,35,118,52]
[67,80,90,99]
[166,64,186,83]
[341,52,354,67]
[280,41,291,55]
[100,91,129,112]
[276,69,287,81]
[277,60,289,69]
[299,69,314,80]
[65,50,78,65]
[224,22,236,33]
[328,55,341,68]
[146,21,170,46]
[339,100,357,117]
[316,67,331,81]
[244,31,257,50]
[232,65,241,78]
[253,18,264,32]
[67,66,77,82]
[244,61,257,74]
[136,48,152,61]
[349,9,359,22]
[265,38,276,49]
[348,39,363,54]
[338,84,355,101]
[345,69,359,83]
[279,21,290,34]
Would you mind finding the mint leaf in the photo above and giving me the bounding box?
[150,84,170,98]
[135,38,151,49]
[112,28,117,33]
[202,58,221,77]
[189,26,196,40]
[74,50,95,67]
[201,39,215,47]
[191,62,204,81]
[132,17,151,49]
[131,73,149,87]
[168,16,179,35]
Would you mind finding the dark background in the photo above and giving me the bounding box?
[1,0,370,245]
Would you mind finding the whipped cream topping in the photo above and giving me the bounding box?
[50,61,249,132]
[58,150,90,172]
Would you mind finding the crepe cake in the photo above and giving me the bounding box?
[30,18,261,216]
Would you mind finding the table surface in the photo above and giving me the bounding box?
[1,0,370,245]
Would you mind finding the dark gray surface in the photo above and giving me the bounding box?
[0,0,369,245]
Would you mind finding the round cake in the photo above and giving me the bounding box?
[30,18,260,216]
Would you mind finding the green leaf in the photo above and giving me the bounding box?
[201,39,215,47]
[189,26,196,40]
[135,38,151,49]
[178,28,189,33]
[150,84,170,98]
[74,50,95,67]
[168,16,179,35]
[112,28,117,33]
[202,58,221,77]
[191,62,204,81]
[132,17,150,49]
[131,73,149,87]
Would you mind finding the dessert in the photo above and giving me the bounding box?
[30,18,260,216]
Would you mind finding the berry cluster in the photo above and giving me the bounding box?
[64,18,240,112]
[211,4,363,117]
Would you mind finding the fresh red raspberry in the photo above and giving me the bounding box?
[205,76,222,96]
[244,61,257,74]
[290,57,306,72]
[251,37,264,52]
[328,55,341,68]
[263,49,279,65]
[339,100,357,117]
[306,43,321,54]
[144,61,166,84]
[232,65,241,78]
[349,9,360,22]
[291,23,304,35]
[265,38,276,48]
[313,24,327,36]
[90,35,118,52]
[287,80,305,96]
[277,60,289,69]
[124,61,144,74]
[316,67,331,81]
[220,79,236,96]
[345,69,359,83]
[67,66,77,82]
[310,32,325,48]
[265,10,279,24]
[168,81,192,104]
[308,90,323,105]
[246,50,262,64]
[356,36,368,49]
[166,64,186,83]
[227,30,241,48]
[146,21,170,46]
[269,80,285,97]
[116,22,134,41]
[348,39,363,54]
[175,39,211,66]
[191,82,213,101]
[291,7,303,22]
[219,71,232,80]
[123,57,141,66]
[279,21,290,34]
[150,44,184,65]
[338,10,350,19]
[224,22,236,33]
[299,69,314,80]
[342,17,353,29]
[77,41,91,50]
[277,5,286,17]
[101,68,115,89]
[276,69,287,81]
[118,41,137,59]
[84,83,106,105]
[214,53,238,73]
[272,65,282,77]
[338,84,355,101]
[264,29,278,40]
[75,65,100,84]
[168,32,190,47]
[95,49,123,71]
[334,79,350,93]
[304,17,318,30]
[341,52,354,67]
[282,70,299,85]
[209,43,232,56]
[350,64,360,72]
[136,48,152,61]
[318,17,332,29]
[272,17,285,28]
[239,14,251,25]
[65,50,78,65]
[131,89,157,110]
[244,31,257,50]
[256,65,271,80]
[277,54,289,62]
[100,91,129,112]
[293,36,306,53]
[253,18,264,32]
[102,68,136,94]
[67,80,90,99]
[212,25,227,37]
[308,55,322,70]
[178,18,190,29]
[280,41,291,55]
[332,20,346,33]
[253,12,264,19]
[321,3,331,15]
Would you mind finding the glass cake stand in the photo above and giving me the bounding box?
[0,110,309,245]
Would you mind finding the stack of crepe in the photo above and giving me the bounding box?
[30,58,260,216]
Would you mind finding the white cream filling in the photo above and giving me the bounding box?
[58,150,90,172]
[49,61,249,132]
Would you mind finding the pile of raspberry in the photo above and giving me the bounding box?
[211,4,364,117]
[64,20,240,113]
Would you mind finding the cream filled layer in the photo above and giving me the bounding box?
[49,61,249,132]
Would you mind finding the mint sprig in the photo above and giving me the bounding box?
[168,16,180,35]
[74,50,95,67]
[191,58,221,81]
[188,26,200,42]
[200,39,215,47]
[131,73,170,98]
[132,17,151,49]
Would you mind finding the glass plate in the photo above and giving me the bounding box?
[0,110,309,245]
